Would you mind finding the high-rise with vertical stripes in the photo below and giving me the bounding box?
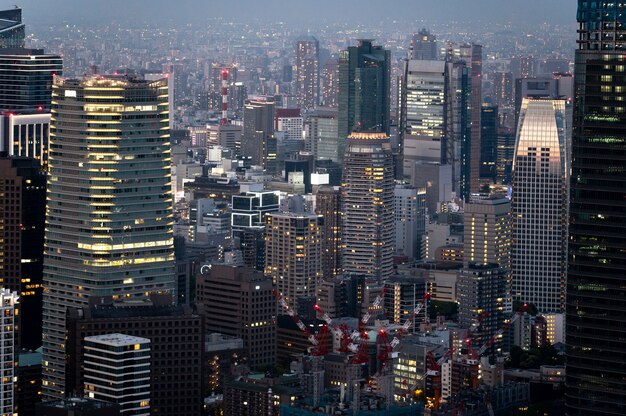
[42,76,175,398]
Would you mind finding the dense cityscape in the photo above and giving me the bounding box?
[0,1,623,415]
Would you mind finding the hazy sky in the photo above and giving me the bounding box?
[9,0,576,27]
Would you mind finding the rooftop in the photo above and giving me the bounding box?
[85,333,150,347]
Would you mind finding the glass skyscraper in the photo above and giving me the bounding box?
[566,2,626,414]
[512,98,569,314]
[42,76,175,398]
[0,7,24,49]
[338,39,390,160]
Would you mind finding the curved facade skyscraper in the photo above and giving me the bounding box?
[341,132,394,280]
[566,2,626,414]
[42,76,175,398]
[511,98,569,313]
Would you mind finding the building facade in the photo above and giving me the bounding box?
[242,98,276,173]
[315,186,342,279]
[0,289,18,416]
[0,8,24,49]
[42,76,176,398]
[341,132,394,280]
[394,185,426,261]
[0,157,46,350]
[295,36,319,110]
[84,334,151,416]
[566,2,626,414]
[266,212,322,310]
[512,98,569,313]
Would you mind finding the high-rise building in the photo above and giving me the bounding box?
[320,58,338,107]
[463,197,512,270]
[566,3,626,414]
[0,289,18,416]
[0,8,24,49]
[295,36,319,110]
[275,108,303,141]
[409,28,438,60]
[342,132,394,280]
[266,211,322,310]
[66,295,204,416]
[383,275,427,333]
[305,108,339,161]
[42,76,176,398]
[492,72,514,109]
[394,185,426,261]
[83,334,151,416]
[0,48,62,111]
[338,40,390,160]
[480,105,499,185]
[315,186,342,279]
[0,157,45,350]
[196,263,276,367]
[207,123,242,155]
[242,98,277,174]
[512,98,569,313]
[457,264,507,352]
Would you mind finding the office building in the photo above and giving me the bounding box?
[463,197,512,269]
[0,49,62,111]
[17,349,43,415]
[241,98,276,173]
[320,58,338,107]
[42,76,176,398]
[342,132,394,280]
[207,123,242,155]
[315,186,342,279]
[84,334,151,416]
[457,264,507,352]
[275,108,303,141]
[492,71,514,109]
[0,157,45,350]
[383,275,427,333]
[565,3,626,414]
[338,39,390,159]
[0,289,18,416]
[266,211,322,310]
[480,105,498,185]
[66,296,204,416]
[409,28,438,60]
[196,263,276,367]
[394,185,427,261]
[0,8,24,49]
[512,98,569,313]
[295,36,319,110]
[305,108,339,161]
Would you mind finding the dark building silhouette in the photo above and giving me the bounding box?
[65,295,204,416]
[409,28,438,60]
[196,263,276,368]
[566,2,626,415]
[36,398,120,416]
[0,156,45,350]
[242,98,276,173]
[480,105,498,185]
[338,39,390,160]
[0,8,24,49]
[315,186,342,279]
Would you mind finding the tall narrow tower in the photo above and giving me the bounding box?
[341,132,394,280]
[42,76,175,398]
[295,36,319,110]
[566,3,626,414]
[512,98,569,313]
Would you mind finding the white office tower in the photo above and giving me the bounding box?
[512,98,569,313]
[84,334,151,415]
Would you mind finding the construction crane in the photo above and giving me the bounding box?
[273,289,329,356]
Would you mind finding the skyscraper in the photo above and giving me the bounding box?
[394,184,426,261]
[512,98,569,313]
[320,58,338,107]
[295,36,319,110]
[0,157,46,350]
[409,28,438,60]
[341,132,394,280]
[242,98,277,174]
[0,289,18,416]
[315,186,342,279]
[480,105,499,185]
[0,7,24,49]
[265,211,322,310]
[42,76,176,398]
[0,49,63,111]
[566,3,626,414]
[338,40,390,160]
